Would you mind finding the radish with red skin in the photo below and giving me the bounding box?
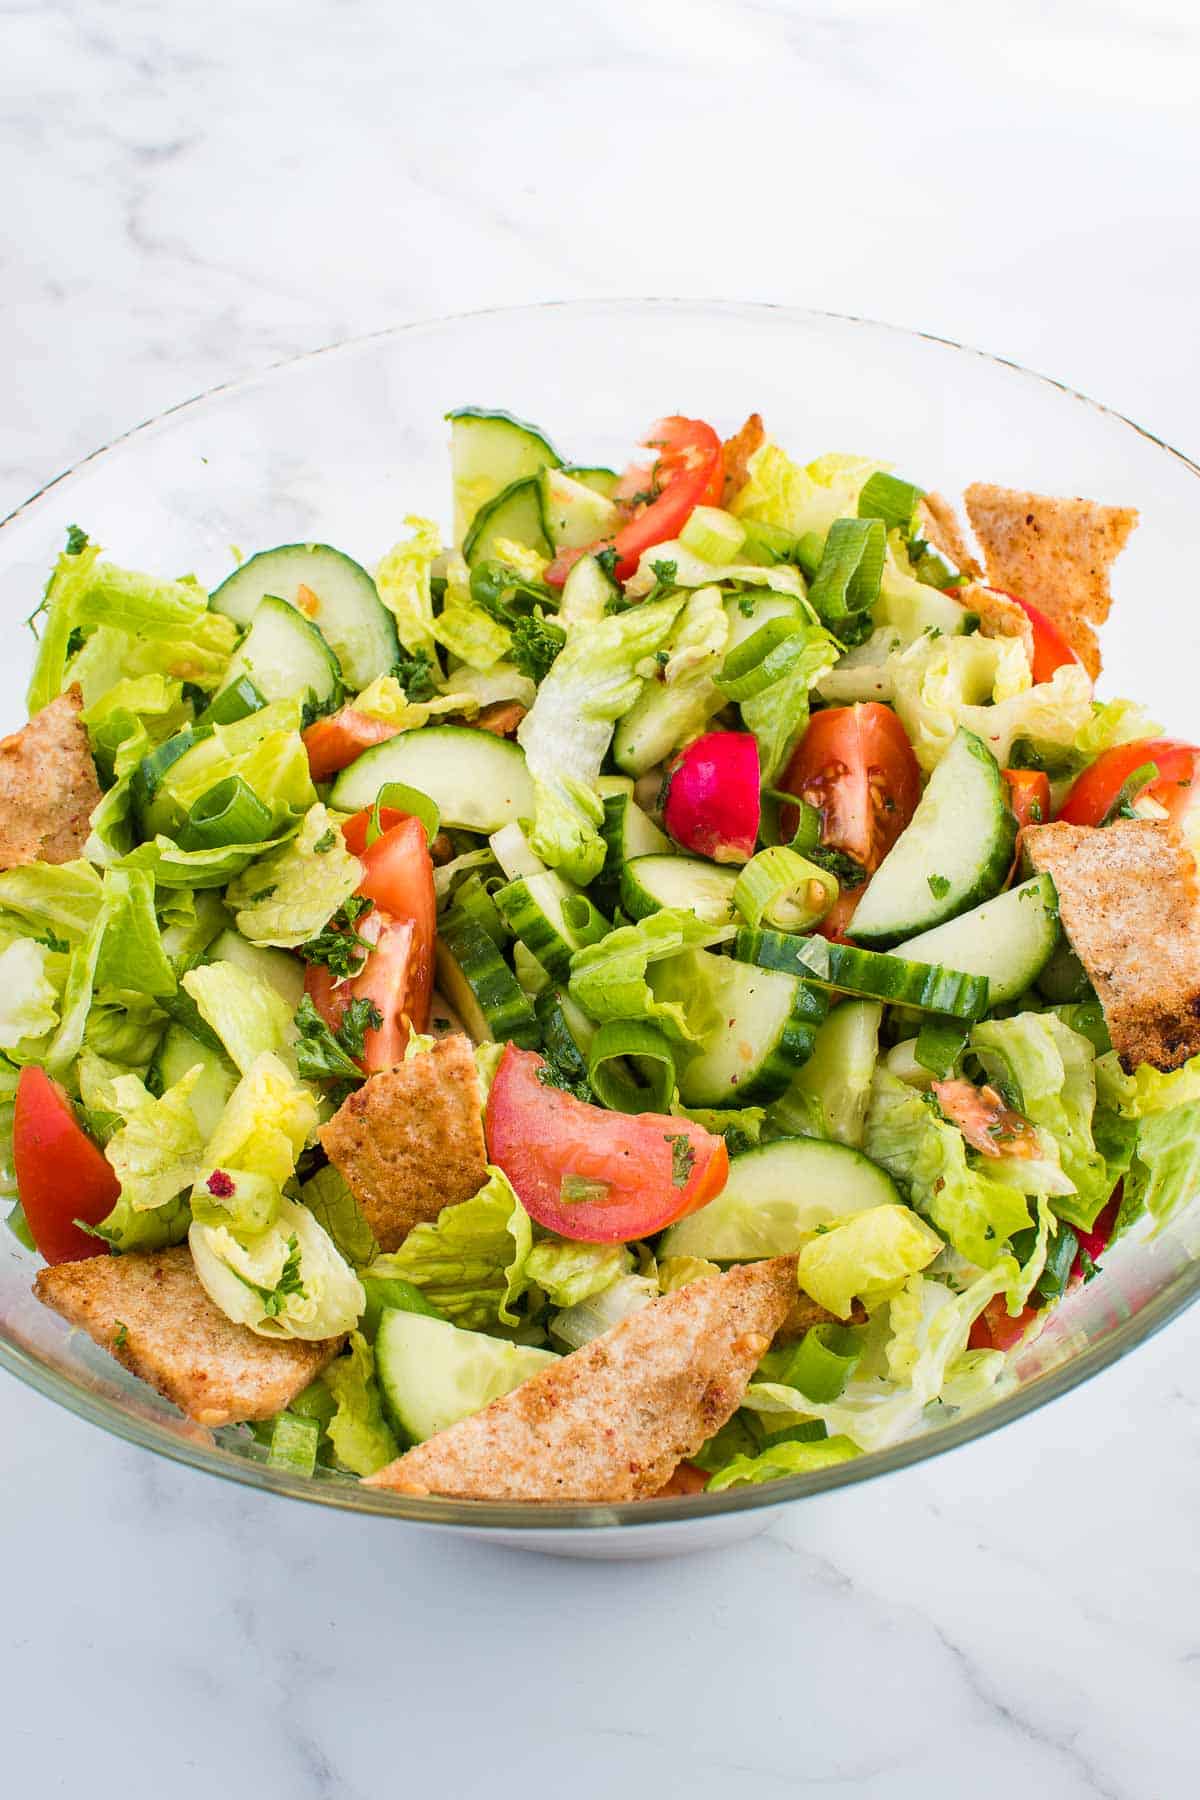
[661,731,761,863]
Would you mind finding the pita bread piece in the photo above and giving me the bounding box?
[0,686,102,869]
[918,492,982,581]
[366,1255,797,1502]
[722,412,766,506]
[964,484,1138,679]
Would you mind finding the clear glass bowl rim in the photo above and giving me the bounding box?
[2,296,1198,1534]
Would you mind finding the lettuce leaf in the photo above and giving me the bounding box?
[864,1070,1033,1270]
[794,1203,944,1317]
[226,803,362,947]
[203,1051,319,1188]
[623,544,812,603]
[740,619,842,783]
[569,908,735,1043]
[0,861,104,940]
[375,517,441,657]
[190,1193,364,1340]
[434,553,512,670]
[706,1434,860,1490]
[549,1271,659,1349]
[69,613,238,700]
[518,595,683,883]
[367,1166,531,1329]
[104,1066,206,1213]
[1120,1102,1200,1235]
[525,1238,632,1308]
[1074,696,1162,761]
[27,532,104,712]
[82,674,193,783]
[44,893,113,1078]
[299,1164,379,1269]
[0,939,60,1052]
[321,1330,398,1475]
[728,445,884,547]
[353,673,478,728]
[94,868,177,998]
[182,962,293,1075]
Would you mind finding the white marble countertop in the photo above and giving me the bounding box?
[4,4,1200,1795]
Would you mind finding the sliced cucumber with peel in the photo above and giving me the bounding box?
[561,465,619,498]
[654,951,828,1108]
[493,871,609,978]
[600,791,673,881]
[620,854,737,925]
[660,1137,901,1260]
[737,927,990,1020]
[768,998,883,1147]
[374,1308,556,1443]
[448,407,561,544]
[210,544,397,691]
[540,467,620,550]
[462,476,552,567]
[216,595,343,718]
[895,873,1060,1006]
[149,1023,237,1140]
[434,907,540,1047]
[329,725,534,833]
[848,728,1015,946]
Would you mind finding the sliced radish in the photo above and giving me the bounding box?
[661,731,760,864]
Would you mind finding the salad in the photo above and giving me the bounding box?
[6,406,1200,1503]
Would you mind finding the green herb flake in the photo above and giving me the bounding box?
[927,873,951,900]
[664,1133,696,1189]
[312,828,338,854]
[113,1321,129,1350]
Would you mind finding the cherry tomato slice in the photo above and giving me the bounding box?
[1006,593,1085,686]
[485,1044,729,1243]
[14,1067,119,1264]
[1002,769,1051,833]
[302,708,400,781]
[1057,738,1200,829]
[781,704,921,873]
[968,1294,1041,1353]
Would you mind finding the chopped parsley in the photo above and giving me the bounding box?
[113,1321,128,1350]
[245,884,277,904]
[65,626,86,659]
[393,649,438,702]
[259,1236,305,1320]
[664,1133,696,1188]
[1078,1246,1100,1283]
[293,993,382,1085]
[535,1056,594,1105]
[738,595,757,617]
[35,929,70,954]
[807,846,867,890]
[312,828,337,854]
[299,898,374,980]
[509,614,565,684]
[594,547,619,581]
[927,873,951,900]
[65,524,89,557]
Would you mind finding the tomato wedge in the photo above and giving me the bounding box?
[1003,768,1051,832]
[14,1066,119,1264]
[485,1044,729,1243]
[780,704,921,873]
[305,809,435,1069]
[302,708,399,781]
[968,1294,1040,1354]
[1007,593,1084,686]
[1057,738,1200,829]
[546,416,723,586]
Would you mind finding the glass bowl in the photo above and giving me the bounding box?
[3,300,1199,1556]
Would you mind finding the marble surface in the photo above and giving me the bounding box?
[3,4,1200,1794]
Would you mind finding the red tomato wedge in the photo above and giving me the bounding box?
[485,1044,729,1243]
[302,708,400,781]
[780,704,921,873]
[305,809,435,1068]
[1008,593,1085,686]
[1057,738,1200,830]
[14,1067,119,1264]
[968,1294,1040,1354]
[1002,768,1051,833]
[546,416,723,586]
[1073,1189,1121,1275]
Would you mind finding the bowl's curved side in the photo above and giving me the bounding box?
[3,298,1199,1536]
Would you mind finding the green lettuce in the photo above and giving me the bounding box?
[864,1070,1033,1271]
[227,804,361,948]
[794,1202,944,1317]
[569,908,735,1043]
[190,1193,364,1340]
[1121,1103,1200,1235]
[657,1254,721,1292]
[27,531,104,712]
[203,1051,319,1188]
[84,991,166,1067]
[518,595,683,883]
[353,672,478,728]
[525,1238,632,1308]
[609,585,730,766]
[728,445,884,547]
[68,613,238,701]
[300,1164,379,1269]
[321,1330,398,1476]
[182,962,292,1075]
[367,1166,531,1329]
[82,675,192,783]
[121,829,296,890]
[375,517,440,657]
[44,894,113,1078]
[623,544,813,603]
[94,869,177,998]
[1073,696,1162,761]
[706,1434,860,1490]
[434,554,514,670]
[0,862,104,940]
[104,1066,206,1213]
[0,939,60,1052]
[740,619,842,783]
[549,1271,659,1349]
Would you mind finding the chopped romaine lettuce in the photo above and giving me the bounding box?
[569,908,735,1044]
[182,962,293,1074]
[793,1202,944,1317]
[190,1193,364,1340]
[226,804,361,948]
[321,1330,398,1475]
[365,1166,531,1329]
[525,1238,632,1308]
[203,1052,319,1188]
[549,1271,659,1350]
[375,517,441,658]
[104,1066,206,1213]
[0,939,60,1052]
[706,1434,859,1490]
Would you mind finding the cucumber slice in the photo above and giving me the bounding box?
[621,854,738,925]
[600,792,672,882]
[1035,935,1092,1004]
[737,927,991,1021]
[489,822,546,880]
[206,928,305,1009]
[561,466,619,499]
[493,871,609,979]
[210,544,397,691]
[130,725,208,833]
[722,591,805,654]
[656,952,828,1108]
[848,728,1015,946]
[329,726,534,833]
[434,908,540,1046]
[561,553,620,624]
[447,407,562,544]
[217,596,343,719]
[660,1137,900,1260]
[149,1023,237,1139]
[896,874,1060,1007]
[534,985,596,1083]
[375,1308,556,1443]
[540,468,620,551]
[612,678,721,777]
[462,476,552,568]
[875,574,969,640]
[769,998,882,1147]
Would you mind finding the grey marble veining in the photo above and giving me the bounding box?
[3,4,1200,1795]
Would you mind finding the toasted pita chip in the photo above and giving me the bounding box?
[366,1256,797,1502]
[918,492,982,580]
[775,1290,866,1344]
[34,1246,343,1426]
[956,581,1035,665]
[319,1035,488,1252]
[0,687,103,869]
[1023,819,1200,1072]
[722,413,766,506]
[468,700,526,739]
[963,485,1138,679]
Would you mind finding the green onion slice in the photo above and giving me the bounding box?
[858,471,924,533]
[914,1017,970,1080]
[266,1411,320,1477]
[586,1019,676,1115]
[178,775,274,850]
[808,517,886,625]
[679,505,747,564]
[716,617,813,702]
[366,778,441,846]
[734,847,838,932]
